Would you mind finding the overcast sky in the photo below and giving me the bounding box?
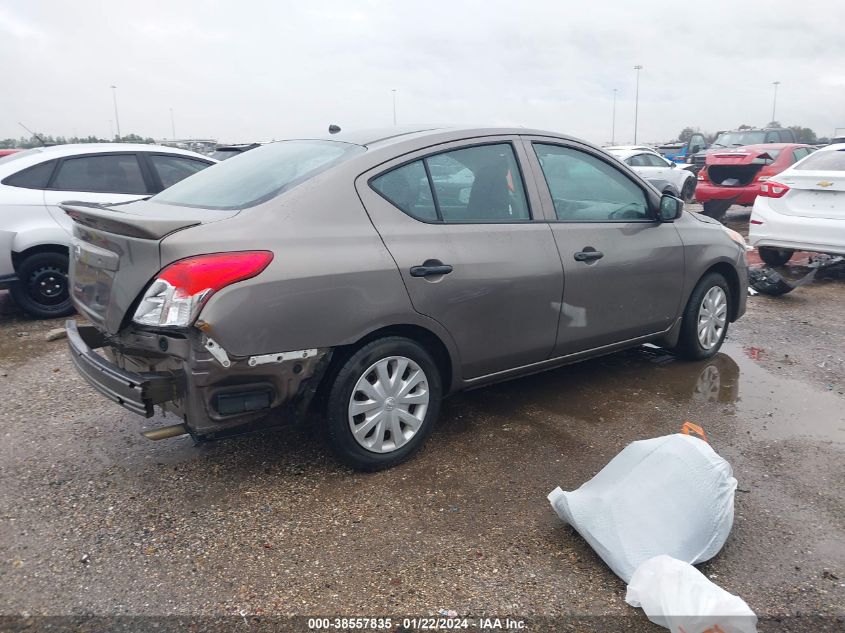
[2,0,844,145]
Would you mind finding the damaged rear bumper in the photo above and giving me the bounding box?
[67,320,180,417]
[695,183,757,206]
[66,320,330,438]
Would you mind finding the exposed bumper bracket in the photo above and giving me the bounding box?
[66,320,180,418]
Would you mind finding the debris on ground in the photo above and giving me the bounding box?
[45,327,67,342]
[626,555,757,633]
[547,433,737,582]
[748,266,816,296]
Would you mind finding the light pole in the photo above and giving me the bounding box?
[771,81,780,123]
[110,85,121,140]
[633,65,643,144]
[170,108,176,140]
[611,88,617,145]
[392,89,397,126]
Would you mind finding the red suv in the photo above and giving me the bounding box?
[696,143,814,220]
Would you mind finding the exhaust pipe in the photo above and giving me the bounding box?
[142,423,188,441]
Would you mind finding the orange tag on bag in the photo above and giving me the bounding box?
[681,421,708,443]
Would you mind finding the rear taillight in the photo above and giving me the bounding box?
[697,167,708,181]
[132,251,274,328]
[759,181,790,198]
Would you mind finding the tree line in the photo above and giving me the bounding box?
[0,133,157,149]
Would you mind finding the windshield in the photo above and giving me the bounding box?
[712,131,766,147]
[0,148,41,166]
[154,140,364,210]
[795,149,845,171]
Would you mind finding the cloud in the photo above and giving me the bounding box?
[1,0,843,143]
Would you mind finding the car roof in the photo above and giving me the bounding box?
[818,142,845,152]
[0,143,215,176]
[605,148,662,160]
[604,145,655,152]
[299,126,586,149]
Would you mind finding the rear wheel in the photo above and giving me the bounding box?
[9,251,74,319]
[701,199,732,221]
[681,177,696,203]
[758,247,794,267]
[323,336,442,471]
[675,272,731,360]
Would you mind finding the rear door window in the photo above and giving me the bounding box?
[52,154,148,194]
[2,159,57,189]
[371,160,437,221]
[148,154,211,189]
[427,144,529,222]
[533,143,650,222]
[370,143,531,223]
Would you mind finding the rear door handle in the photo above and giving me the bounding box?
[574,250,604,262]
[410,259,453,277]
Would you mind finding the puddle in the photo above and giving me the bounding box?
[449,341,845,445]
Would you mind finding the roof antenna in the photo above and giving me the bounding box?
[19,122,47,147]
[328,124,341,135]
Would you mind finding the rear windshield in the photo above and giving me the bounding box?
[795,149,845,171]
[153,140,364,210]
[210,149,242,161]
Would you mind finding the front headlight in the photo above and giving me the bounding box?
[723,227,752,251]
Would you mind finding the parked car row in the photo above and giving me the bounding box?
[62,126,748,469]
[0,144,216,317]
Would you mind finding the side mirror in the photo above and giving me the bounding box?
[659,194,684,222]
[669,161,676,168]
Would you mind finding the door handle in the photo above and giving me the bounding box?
[410,259,453,277]
[574,250,604,262]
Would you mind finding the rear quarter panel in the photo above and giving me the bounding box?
[164,165,461,373]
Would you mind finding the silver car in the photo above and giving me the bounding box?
[64,127,747,470]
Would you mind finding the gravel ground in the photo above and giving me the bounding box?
[1,208,843,631]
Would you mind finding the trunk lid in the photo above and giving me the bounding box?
[705,148,779,186]
[62,199,237,333]
[773,171,845,220]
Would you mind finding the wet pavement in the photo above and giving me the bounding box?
[0,214,843,630]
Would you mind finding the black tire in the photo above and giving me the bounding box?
[9,251,75,319]
[701,199,732,221]
[675,272,732,360]
[758,247,794,267]
[681,177,696,203]
[323,336,442,471]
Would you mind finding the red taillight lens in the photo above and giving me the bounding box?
[133,251,273,328]
[696,167,708,181]
[759,181,790,198]
[158,251,274,295]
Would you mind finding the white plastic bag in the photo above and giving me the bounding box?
[548,433,737,582]
[626,555,757,633]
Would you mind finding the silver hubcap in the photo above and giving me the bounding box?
[348,356,429,454]
[697,286,727,350]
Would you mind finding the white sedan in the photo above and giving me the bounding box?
[749,143,845,266]
[605,148,697,202]
[0,144,216,317]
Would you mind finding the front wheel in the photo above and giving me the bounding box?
[758,247,794,267]
[675,272,731,360]
[701,199,732,221]
[323,337,442,471]
[9,251,75,319]
[681,177,696,203]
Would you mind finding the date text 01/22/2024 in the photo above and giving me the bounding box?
[306,617,527,630]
